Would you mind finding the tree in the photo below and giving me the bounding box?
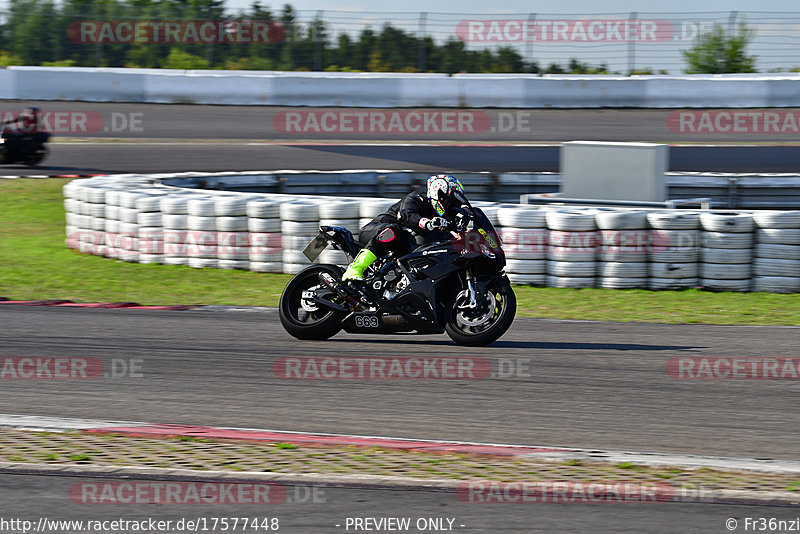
[683,23,757,74]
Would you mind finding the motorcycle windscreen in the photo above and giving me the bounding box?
[302,232,328,262]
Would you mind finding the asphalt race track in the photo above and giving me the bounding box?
[3,101,799,531]
[0,102,799,175]
[2,307,799,531]
[2,473,795,533]
[1,307,797,460]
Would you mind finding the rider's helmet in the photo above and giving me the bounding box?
[19,107,40,133]
[426,174,467,217]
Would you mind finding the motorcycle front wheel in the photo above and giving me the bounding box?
[279,264,346,341]
[445,275,517,346]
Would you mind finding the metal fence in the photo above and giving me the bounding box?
[1,8,799,74]
[295,10,800,74]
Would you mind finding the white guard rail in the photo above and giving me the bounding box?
[63,173,800,293]
[3,67,800,108]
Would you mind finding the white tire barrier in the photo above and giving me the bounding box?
[215,197,250,217]
[281,201,319,222]
[281,221,319,236]
[598,230,649,262]
[752,210,800,229]
[162,214,190,230]
[187,198,217,217]
[319,200,361,219]
[247,199,281,218]
[545,209,597,232]
[249,261,283,273]
[600,277,649,289]
[499,228,547,260]
[506,259,546,275]
[282,263,307,275]
[188,257,218,269]
[319,249,350,265]
[754,244,800,260]
[216,216,248,232]
[595,210,648,230]
[248,217,281,233]
[648,262,699,278]
[547,231,597,262]
[548,261,596,277]
[700,212,755,233]
[752,276,800,293]
[700,263,751,280]
[701,232,754,249]
[702,279,751,292]
[506,273,546,286]
[547,275,597,289]
[62,174,800,293]
[701,248,752,264]
[753,257,800,277]
[648,277,698,290]
[497,207,546,228]
[218,259,249,270]
[646,211,700,230]
[360,199,396,219]
[755,228,800,245]
[598,262,647,278]
[187,215,217,231]
[319,218,360,233]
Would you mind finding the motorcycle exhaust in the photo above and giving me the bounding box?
[381,314,408,326]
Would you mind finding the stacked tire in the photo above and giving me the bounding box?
[359,199,396,228]
[215,196,251,270]
[63,181,83,251]
[161,194,194,266]
[116,190,148,262]
[545,209,598,288]
[596,210,649,289]
[699,212,754,292]
[280,200,320,274]
[318,199,362,267]
[186,197,220,269]
[103,189,125,259]
[136,193,167,264]
[497,207,547,286]
[752,210,800,293]
[646,211,700,290]
[247,198,283,273]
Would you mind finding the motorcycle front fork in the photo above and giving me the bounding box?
[463,269,479,310]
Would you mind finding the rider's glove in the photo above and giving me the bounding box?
[420,217,447,231]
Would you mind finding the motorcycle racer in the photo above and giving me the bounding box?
[342,174,469,284]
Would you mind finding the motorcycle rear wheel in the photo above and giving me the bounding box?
[445,276,516,346]
[25,145,48,166]
[279,264,346,341]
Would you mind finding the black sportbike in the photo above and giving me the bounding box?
[279,204,516,346]
[0,129,49,166]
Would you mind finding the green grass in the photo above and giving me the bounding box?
[2,178,800,325]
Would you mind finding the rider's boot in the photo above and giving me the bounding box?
[342,249,377,287]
